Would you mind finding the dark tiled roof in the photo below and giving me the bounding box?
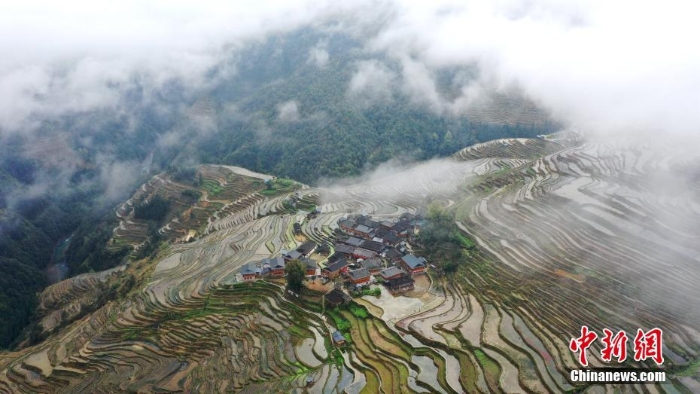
[385,248,403,260]
[391,221,412,233]
[347,267,370,281]
[326,289,347,305]
[272,256,286,268]
[327,251,346,264]
[383,233,400,244]
[379,266,405,279]
[341,237,364,247]
[354,224,373,234]
[402,254,427,269]
[325,259,348,273]
[284,250,302,260]
[360,257,382,270]
[352,248,377,259]
[300,257,317,269]
[335,244,355,254]
[297,241,317,255]
[385,274,414,289]
[239,262,259,275]
[357,216,380,228]
[360,240,384,253]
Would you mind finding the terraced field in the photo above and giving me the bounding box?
[2,135,699,392]
[112,165,272,251]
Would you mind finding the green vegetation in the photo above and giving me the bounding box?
[328,309,352,332]
[348,303,369,319]
[0,257,43,348]
[356,287,381,297]
[132,224,164,260]
[472,348,501,389]
[285,259,306,293]
[65,213,131,274]
[339,308,416,393]
[259,178,299,196]
[184,29,557,185]
[170,167,198,184]
[0,206,128,348]
[133,195,170,222]
[420,203,476,274]
[180,189,202,201]
[201,180,223,196]
[455,231,476,249]
[0,26,556,351]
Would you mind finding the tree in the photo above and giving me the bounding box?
[421,203,455,250]
[285,259,306,294]
[133,195,170,222]
[420,203,465,274]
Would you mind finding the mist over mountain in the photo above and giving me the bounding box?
[0,11,557,348]
[1,2,699,388]
[4,0,697,211]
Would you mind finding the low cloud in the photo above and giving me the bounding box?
[0,0,375,136]
[398,56,443,113]
[347,60,397,106]
[1,0,699,213]
[4,1,699,138]
[98,157,142,203]
[319,156,474,208]
[307,40,329,68]
[277,100,301,123]
[364,0,700,136]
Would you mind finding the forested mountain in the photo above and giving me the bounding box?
[167,29,556,183]
[0,27,557,349]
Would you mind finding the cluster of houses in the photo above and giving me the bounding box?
[237,213,429,297]
[238,240,319,281]
[324,213,427,294]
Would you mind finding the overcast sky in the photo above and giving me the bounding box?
[1,0,699,136]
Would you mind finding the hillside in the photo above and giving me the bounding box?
[1,136,698,393]
[0,26,561,349]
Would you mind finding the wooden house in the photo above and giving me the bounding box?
[346,267,371,286]
[384,274,415,294]
[379,266,406,281]
[400,254,427,275]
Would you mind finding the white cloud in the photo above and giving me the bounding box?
[0,0,373,134]
[308,41,329,68]
[1,0,699,137]
[398,56,443,113]
[277,100,300,122]
[365,0,700,135]
[98,157,142,202]
[347,60,397,105]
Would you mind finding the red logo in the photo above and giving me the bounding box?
[601,329,628,362]
[570,326,664,366]
[633,328,664,365]
[569,325,598,366]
